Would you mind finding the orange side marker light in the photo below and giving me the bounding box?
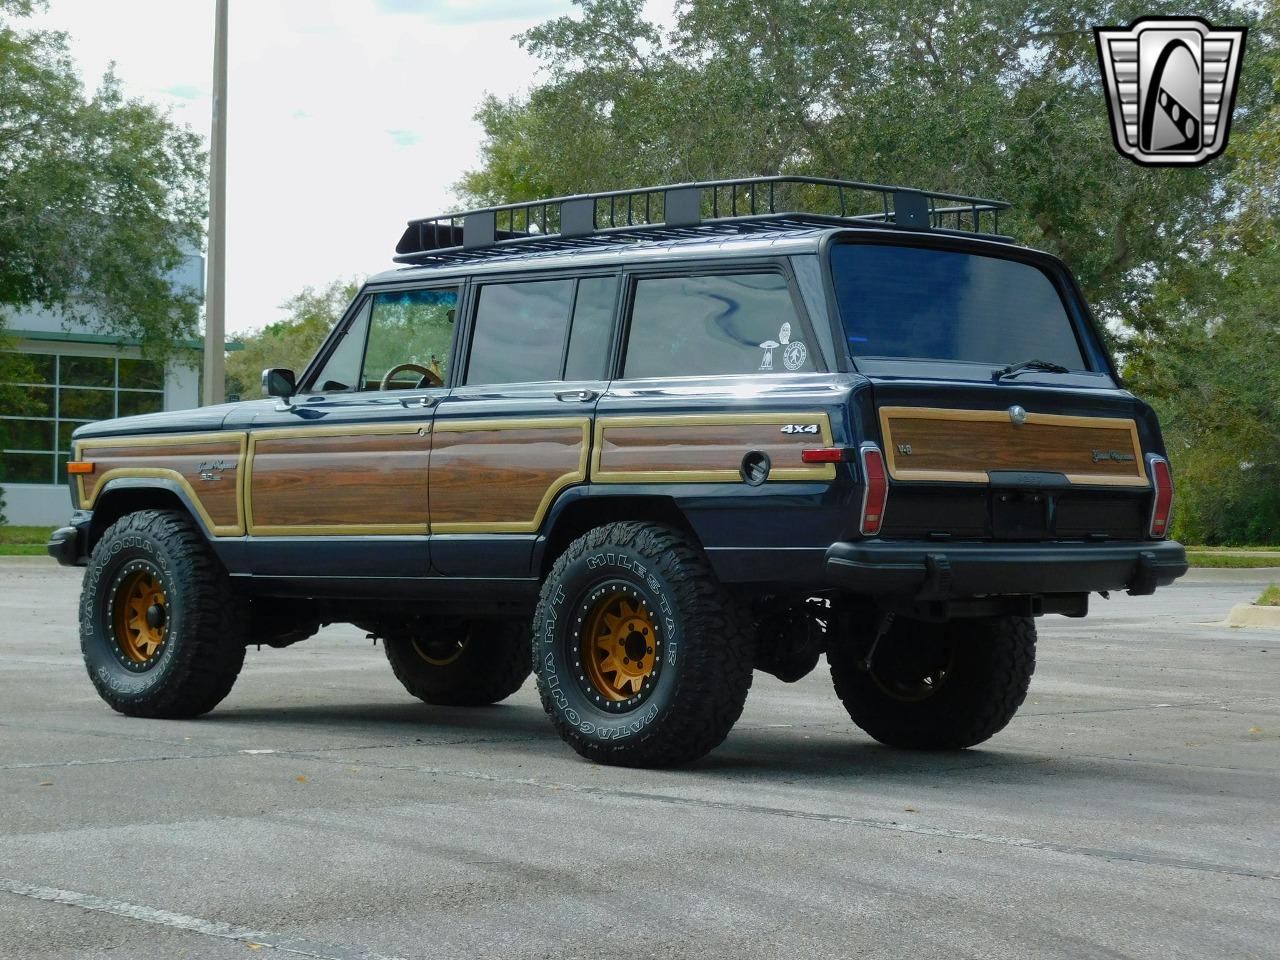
[67,461,95,475]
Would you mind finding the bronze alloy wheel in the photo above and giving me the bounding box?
[108,560,169,670]
[576,583,661,708]
[410,636,468,666]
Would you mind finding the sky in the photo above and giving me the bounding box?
[29,0,675,337]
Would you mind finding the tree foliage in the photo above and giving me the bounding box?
[1130,246,1280,544]
[0,0,206,367]
[1127,6,1280,543]
[460,0,1274,327]
[224,279,359,399]
[459,0,1279,541]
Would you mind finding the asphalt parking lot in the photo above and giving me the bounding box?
[1,558,1277,960]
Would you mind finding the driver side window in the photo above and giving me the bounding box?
[360,287,459,390]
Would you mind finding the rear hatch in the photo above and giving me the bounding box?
[828,235,1159,542]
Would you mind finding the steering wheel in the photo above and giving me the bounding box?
[380,362,442,390]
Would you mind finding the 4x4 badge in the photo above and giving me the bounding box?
[1094,17,1246,167]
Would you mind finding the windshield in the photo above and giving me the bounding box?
[829,242,1088,370]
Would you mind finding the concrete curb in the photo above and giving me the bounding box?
[1226,603,1280,629]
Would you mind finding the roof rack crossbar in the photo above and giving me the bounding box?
[393,175,1011,263]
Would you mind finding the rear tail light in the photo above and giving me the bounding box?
[859,443,888,536]
[1147,455,1173,539]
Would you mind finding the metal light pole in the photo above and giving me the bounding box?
[201,0,228,405]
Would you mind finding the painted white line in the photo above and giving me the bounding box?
[0,878,407,960]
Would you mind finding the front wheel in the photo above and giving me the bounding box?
[827,614,1036,750]
[79,510,246,718]
[533,521,754,767]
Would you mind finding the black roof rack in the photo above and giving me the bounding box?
[393,175,1012,264]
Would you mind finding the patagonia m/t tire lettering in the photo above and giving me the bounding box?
[533,521,755,767]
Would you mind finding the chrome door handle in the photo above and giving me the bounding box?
[400,395,439,409]
[555,388,598,402]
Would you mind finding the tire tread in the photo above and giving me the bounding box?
[80,510,245,718]
[534,521,754,767]
[828,615,1035,750]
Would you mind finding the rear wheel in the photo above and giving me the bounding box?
[383,619,530,706]
[827,614,1035,749]
[533,521,754,767]
[80,510,246,718]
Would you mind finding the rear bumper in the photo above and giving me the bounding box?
[825,539,1187,599]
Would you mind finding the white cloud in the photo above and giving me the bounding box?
[27,0,677,336]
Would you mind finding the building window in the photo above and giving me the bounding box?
[0,352,165,485]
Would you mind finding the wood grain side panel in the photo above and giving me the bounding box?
[593,414,836,482]
[429,424,587,531]
[76,437,244,533]
[249,431,431,533]
[880,408,1146,485]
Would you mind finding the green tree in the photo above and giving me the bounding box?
[0,0,206,367]
[459,0,1274,328]
[225,279,359,399]
[1127,6,1280,544]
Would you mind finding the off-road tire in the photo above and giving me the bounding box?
[533,521,754,767]
[383,619,531,706]
[80,510,246,718]
[827,615,1036,750]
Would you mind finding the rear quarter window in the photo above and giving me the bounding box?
[623,272,818,379]
[830,243,1087,369]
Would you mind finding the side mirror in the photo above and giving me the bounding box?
[262,368,296,398]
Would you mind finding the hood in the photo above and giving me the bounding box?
[72,402,242,441]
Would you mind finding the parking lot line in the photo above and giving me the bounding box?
[0,877,407,960]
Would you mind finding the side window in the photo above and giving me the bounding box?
[310,298,371,392]
[465,279,573,385]
[623,272,816,379]
[564,276,617,380]
[361,287,458,390]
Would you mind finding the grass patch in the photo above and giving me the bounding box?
[0,543,49,556]
[1186,552,1280,569]
[1184,545,1280,553]
[1258,585,1280,607]
[0,526,55,557]
[0,526,54,545]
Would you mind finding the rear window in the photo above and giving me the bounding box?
[830,243,1087,369]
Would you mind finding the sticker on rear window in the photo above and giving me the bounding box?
[760,322,806,372]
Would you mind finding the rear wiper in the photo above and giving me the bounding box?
[992,358,1071,381]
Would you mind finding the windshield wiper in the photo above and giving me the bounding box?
[992,358,1071,381]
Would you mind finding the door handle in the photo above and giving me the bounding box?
[399,395,439,409]
[555,388,598,402]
